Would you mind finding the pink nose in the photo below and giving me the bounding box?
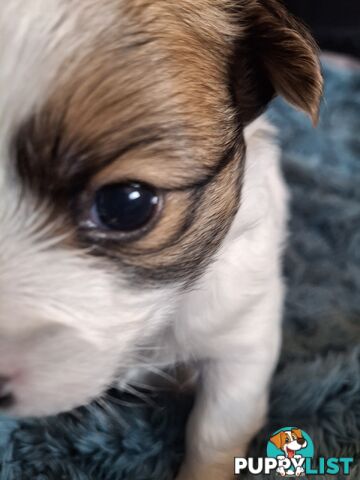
[0,375,15,409]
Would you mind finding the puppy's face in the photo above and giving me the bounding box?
[0,0,321,417]
[270,429,307,458]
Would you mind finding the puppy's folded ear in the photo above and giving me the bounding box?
[292,428,303,439]
[232,0,323,125]
[270,431,285,449]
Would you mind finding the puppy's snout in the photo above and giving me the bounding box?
[297,437,306,446]
[0,375,15,409]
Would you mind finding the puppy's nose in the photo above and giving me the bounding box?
[0,376,15,409]
[297,437,306,445]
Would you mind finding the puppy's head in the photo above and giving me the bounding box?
[270,429,308,457]
[0,0,322,417]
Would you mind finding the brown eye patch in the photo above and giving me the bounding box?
[13,107,244,285]
[11,0,249,286]
[81,150,243,285]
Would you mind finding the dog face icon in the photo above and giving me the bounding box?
[270,429,308,459]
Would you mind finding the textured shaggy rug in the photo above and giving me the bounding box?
[1,58,359,480]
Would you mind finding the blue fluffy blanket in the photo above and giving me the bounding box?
[1,60,359,480]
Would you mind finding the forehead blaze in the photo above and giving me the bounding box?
[11,0,245,285]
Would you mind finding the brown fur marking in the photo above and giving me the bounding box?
[14,0,322,285]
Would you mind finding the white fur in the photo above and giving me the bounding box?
[1,1,75,140]
[0,3,288,477]
[175,119,288,478]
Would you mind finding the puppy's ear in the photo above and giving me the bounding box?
[232,0,323,125]
[292,428,303,439]
[270,432,285,449]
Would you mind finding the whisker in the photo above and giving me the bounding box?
[103,391,143,408]
[95,397,130,429]
[129,380,164,392]
[123,385,157,408]
[131,345,169,352]
[143,365,178,385]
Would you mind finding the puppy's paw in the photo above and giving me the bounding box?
[276,466,286,477]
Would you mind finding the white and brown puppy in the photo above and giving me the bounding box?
[0,1,322,479]
[270,429,308,460]
[270,429,308,476]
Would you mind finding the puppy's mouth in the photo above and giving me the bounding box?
[287,448,295,459]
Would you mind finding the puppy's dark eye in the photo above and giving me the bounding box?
[91,183,159,232]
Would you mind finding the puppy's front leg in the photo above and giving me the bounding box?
[176,350,278,480]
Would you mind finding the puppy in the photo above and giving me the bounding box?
[270,429,308,459]
[270,429,308,476]
[0,1,322,479]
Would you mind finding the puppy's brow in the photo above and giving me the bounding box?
[13,116,167,195]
